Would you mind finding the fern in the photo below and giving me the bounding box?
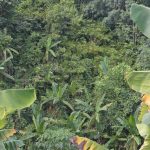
[35,127,75,150]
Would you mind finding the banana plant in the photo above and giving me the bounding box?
[117,115,141,150]
[88,94,112,128]
[70,136,108,150]
[0,59,15,81]
[100,57,109,75]
[126,3,150,150]
[43,37,61,63]
[32,104,47,134]
[0,88,36,149]
[0,88,36,122]
[0,88,36,127]
[42,82,74,111]
[0,129,24,150]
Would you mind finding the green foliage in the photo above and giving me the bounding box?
[135,48,150,70]
[126,71,150,94]
[127,3,150,150]
[138,103,149,122]
[0,89,36,115]
[71,136,108,150]
[95,63,139,132]
[131,4,150,38]
[1,0,148,149]
[35,127,75,150]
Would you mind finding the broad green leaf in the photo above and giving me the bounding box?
[126,71,150,94]
[142,112,150,125]
[0,119,6,129]
[131,4,150,38]
[137,124,150,138]
[140,139,150,150]
[0,107,5,120]
[0,67,4,70]
[138,103,149,122]
[0,89,36,114]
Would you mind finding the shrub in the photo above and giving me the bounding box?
[94,63,140,133]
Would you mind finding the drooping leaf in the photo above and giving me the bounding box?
[142,112,150,125]
[142,94,150,106]
[0,107,6,120]
[70,136,108,150]
[139,139,150,150]
[4,140,24,150]
[48,49,56,57]
[126,71,150,94]
[62,100,74,111]
[99,103,112,111]
[136,124,150,138]
[0,72,15,81]
[0,119,6,129]
[0,129,16,141]
[138,103,149,122]
[131,4,150,38]
[0,142,6,150]
[0,89,36,114]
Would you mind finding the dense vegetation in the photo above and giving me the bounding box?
[1,0,150,149]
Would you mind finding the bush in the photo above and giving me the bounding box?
[135,47,150,70]
[94,63,140,133]
[35,127,75,150]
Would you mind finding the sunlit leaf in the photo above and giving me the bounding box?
[70,136,107,150]
[0,119,6,129]
[126,71,150,94]
[0,107,5,120]
[0,89,36,114]
[131,4,150,38]
[138,103,149,122]
[136,124,150,138]
[142,112,150,125]
[139,139,150,150]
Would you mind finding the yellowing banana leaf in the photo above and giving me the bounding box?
[142,94,150,106]
[131,4,150,38]
[0,129,16,141]
[126,71,150,94]
[70,136,107,150]
[0,89,36,114]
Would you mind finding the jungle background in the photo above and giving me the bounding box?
[1,0,150,149]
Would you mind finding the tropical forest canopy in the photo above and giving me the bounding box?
[1,0,150,149]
